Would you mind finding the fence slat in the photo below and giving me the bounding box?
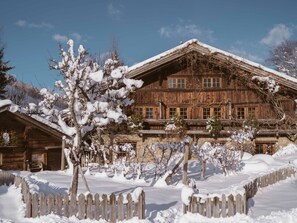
[48,194,55,215]
[64,194,69,217]
[221,194,226,217]
[94,193,100,220]
[118,194,124,221]
[78,194,86,220]
[32,193,39,218]
[206,197,211,217]
[70,194,77,217]
[56,194,63,217]
[127,193,133,219]
[227,195,234,217]
[86,194,93,219]
[101,194,107,221]
[213,197,219,218]
[40,193,46,216]
[110,193,116,223]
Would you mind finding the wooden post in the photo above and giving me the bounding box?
[213,197,219,217]
[182,142,189,185]
[48,194,55,215]
[64,194,69,217]
[40,193,46,216]
[61,136,66,170]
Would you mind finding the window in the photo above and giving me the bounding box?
[169,107,177,118]
[168,79,176,88]
[134,107,143,117]
[177,79,185,88]
[180,108,188,119]
[237,107,245,119]
[212,78,221,88]
[145,108,153,119]
[168,78,186,89]
[213,107,221,119]
[203,77,222,88]
[203,78,211,88]
[248,107,256,116]
[203,108,211,119]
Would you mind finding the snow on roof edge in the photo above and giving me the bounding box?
[128,39,297,85]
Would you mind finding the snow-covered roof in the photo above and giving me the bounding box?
[0,100,66,138]
[128,39,297,90]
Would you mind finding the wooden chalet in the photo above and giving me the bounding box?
[124,39,297,155]
[0,101,65,171]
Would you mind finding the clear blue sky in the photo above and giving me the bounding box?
[0,0,297,88]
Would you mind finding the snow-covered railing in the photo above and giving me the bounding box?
[184,166,296,218]
[0,171,15,186]
[13,176,145,222]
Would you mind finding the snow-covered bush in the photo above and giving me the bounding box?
[206,116,222,139]
[145,141,184,179]
[164,114,186,136]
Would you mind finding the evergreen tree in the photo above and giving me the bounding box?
[0,46,13,99]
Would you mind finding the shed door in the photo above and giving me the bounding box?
[47,148,61,170]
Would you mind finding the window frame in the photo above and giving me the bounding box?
[145,107,153,119]
[237,107,245,119]
[213,107,221,119]
[203,77,222,88]
[203,108,211,119]
[168,78,186,89]
[180,107,188,119]
[169,107,177,119]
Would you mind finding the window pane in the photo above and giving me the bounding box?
[168,79,176,88]
[212,78,221,88]
[203,78,211,88]
[180,108,187,119]
[177,79,185,88]
[145,108,153,119]
[169,107,177,118]
[237,107,245,119]
[203,108,210,119]
[248,107,255,116]
[134,107,143,117]
[214,107,221,118]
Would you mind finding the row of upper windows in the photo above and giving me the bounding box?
[168,77,222,89]
[134,107,256,120]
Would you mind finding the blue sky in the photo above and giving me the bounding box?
[0,0,297,88]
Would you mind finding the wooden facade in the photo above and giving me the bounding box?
[126,40,297,153]
[0,107,64,171]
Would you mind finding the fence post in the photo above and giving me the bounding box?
[101,194,108,221]
[25,192,32,217]
[56,194,63,217]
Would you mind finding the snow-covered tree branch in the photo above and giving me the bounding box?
[38,39,143,196]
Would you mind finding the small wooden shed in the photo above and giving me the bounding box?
[0,102,65,171]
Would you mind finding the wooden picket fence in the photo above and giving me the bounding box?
[185,166,296,218]
[0,174,145,222]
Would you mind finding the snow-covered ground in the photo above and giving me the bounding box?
[1,144,297,223]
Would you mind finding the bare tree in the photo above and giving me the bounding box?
[266,40,297,78]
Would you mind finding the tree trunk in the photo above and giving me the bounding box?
[201,160,206,179]
[70,163,79,196]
